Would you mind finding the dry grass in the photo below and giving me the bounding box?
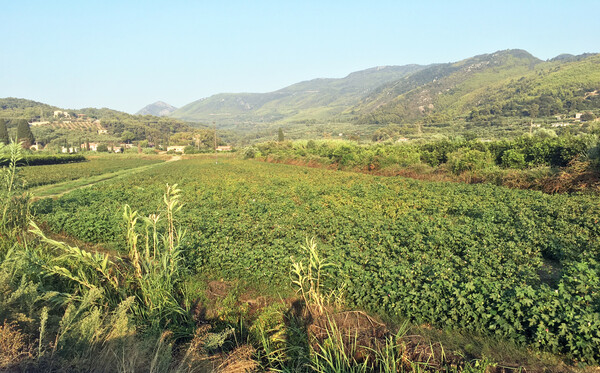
[263,156,600,196]
[217,345,258,373]
[0,321,29,370]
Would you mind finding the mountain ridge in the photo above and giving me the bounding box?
[136,101,177,117]
[353,50,600,125]
[169,64,428,124]
[168,49,600,130]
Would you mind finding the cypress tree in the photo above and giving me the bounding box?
[278,127,284,142]
[16,119,35,148]
[0,119,9,145]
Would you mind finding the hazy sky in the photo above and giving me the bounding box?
[1,0,598,113]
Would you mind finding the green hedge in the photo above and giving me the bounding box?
[0,154,86,167]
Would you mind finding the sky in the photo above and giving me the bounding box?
[1,0,599,113]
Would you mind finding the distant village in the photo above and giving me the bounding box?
[23,111,233,154]
[55,143,232,154]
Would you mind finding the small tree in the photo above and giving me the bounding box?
[0,119,9,145]
[121,130,136,144]
[446,148,493,174]
[16,119,35,148]
[278,127,284,142]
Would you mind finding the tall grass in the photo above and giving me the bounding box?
[27,183,192,333]
[0,140,30,238]
[0,167,197,370]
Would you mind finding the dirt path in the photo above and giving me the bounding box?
[31,155,181,200]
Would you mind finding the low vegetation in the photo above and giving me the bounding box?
[20,155,164,189]
[1,143,514,372]
[27,154,600,368]
[0,153,85,167]
[248,134,600,193]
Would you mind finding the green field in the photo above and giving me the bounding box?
[33,155,600,363]
[21,154,166,190]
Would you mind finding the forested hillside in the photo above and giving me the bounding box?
[352,50,600,126]
[170,64,427,124]
[0,98,192,146]
[166,50,599,144]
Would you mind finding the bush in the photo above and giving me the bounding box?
[446,148,493,174]
[501,149,527,169]
[242,147,259,159]
[0,154,85,167]
[184,146,199,154]
[96,144,109,152]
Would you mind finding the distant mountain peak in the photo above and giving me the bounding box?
[550,52,597,62]
[136,101,177,116]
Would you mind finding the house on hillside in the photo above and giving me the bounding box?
[61,146,78,154]
[53,111,71,118]
[216,146,232,152]
[81,142,99,151]
[98,129,108,134]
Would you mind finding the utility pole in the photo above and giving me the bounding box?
[213,121,217,164]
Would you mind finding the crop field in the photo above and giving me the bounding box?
[30,155,600,363]
[20,155,165,189]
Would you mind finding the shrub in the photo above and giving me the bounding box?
[501,149,527,169]
[184,145,200,154]
[0,154,85,167]
[96,144,109,152]
[0,322,27,369]
[242,147,259,159]
[446,148,493,174]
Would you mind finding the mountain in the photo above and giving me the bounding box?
[136,101,177,117]
[351,49,600,125]
[549,52,596,62]
[352,49,542,123]
[169,64,428,124]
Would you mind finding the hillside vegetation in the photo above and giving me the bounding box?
[354,50,600,126]
[166,50,599,145]
[0,98,192,147]
[170,65,427,124]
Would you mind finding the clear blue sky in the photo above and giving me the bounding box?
[1,0,598,113]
